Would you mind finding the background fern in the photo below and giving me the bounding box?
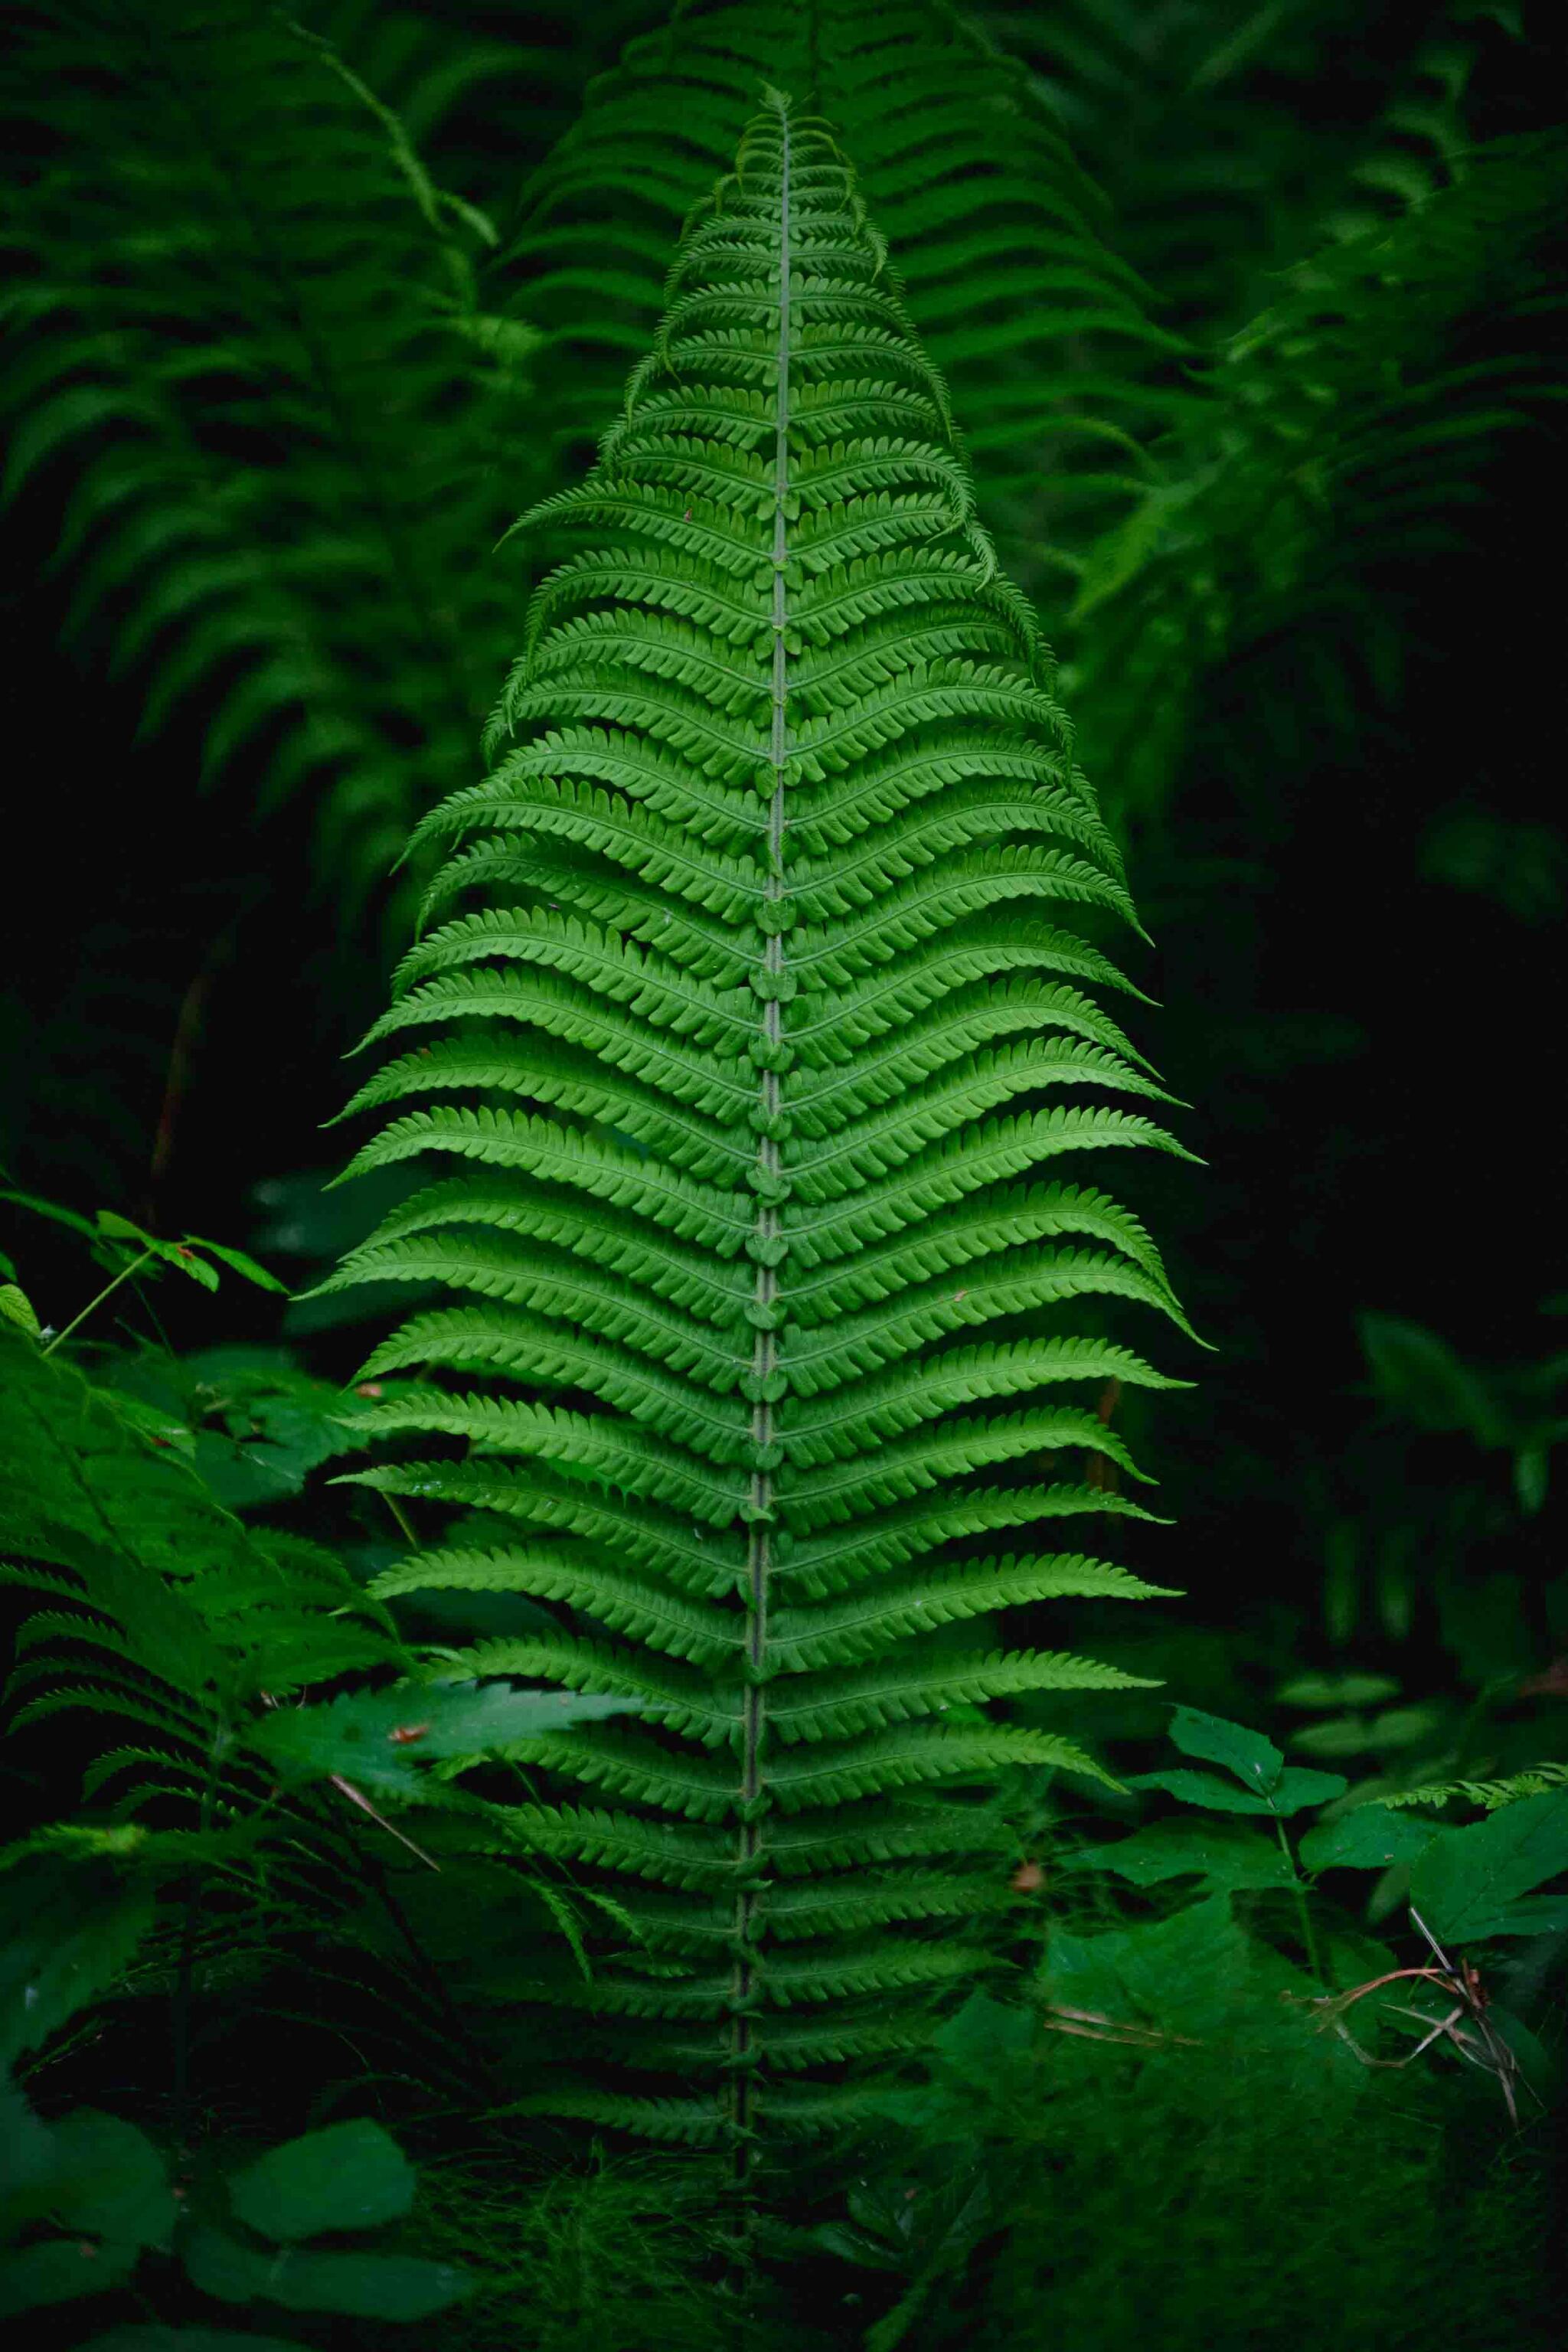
[2,3,482,920]
[501,0,1183,588]
[328,92,1191,2156]
[0,1272,659,2118]
[0,0,650,931]
[1069,123,1568,837]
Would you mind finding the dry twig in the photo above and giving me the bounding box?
[1287,1908,1537,2125]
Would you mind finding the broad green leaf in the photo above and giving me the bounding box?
[0,1190,100,1242]
[1167,1705,1282,1792]
[248,1676,655,1791]
[45,2111,175,2248]
[1129,1768,1273,1813]
[190,1432,300,1510]
[1410,1785,1568,1941]
[186,1239,289,1293]
[1043,1894,1271,2037]
[0,1862,153,2070]
[1468,1894,1568,1937]
[96,1214,220,1289]
[927,1991,1035,2080]
[1129,1765,1346,1816]
[1261,1766,1348,1814]
[1357,1312,1502,1444]
[93,1211,156,1244]
[1514,1446,1548,1514]
[1074,1818,1294,1890]
[0,2079,55,2208]
[182,2224,470,2318]
[1285,1713,1375,1758]
[1276,1672,1400,1708]
[0,2233,140,2317]
[0,1286,39,1335]
[172,1251,220,1291]
[227,2120,413,2242]
[1298,1805,1444,1873]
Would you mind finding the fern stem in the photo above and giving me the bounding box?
[728,89,796,2226]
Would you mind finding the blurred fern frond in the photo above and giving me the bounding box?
[0,0,559,927]
[0,1326,403,1785]
[1067,124,1568,832]
[1386,1762,1568,1812]
[988,0,1508,331]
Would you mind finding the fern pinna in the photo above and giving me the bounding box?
[326,94,1193,2153]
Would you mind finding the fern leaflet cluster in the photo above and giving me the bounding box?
[1,0,540,919]
[328,93,1191,2150]
[1069,126,1568,833]
[505,0,1181,585]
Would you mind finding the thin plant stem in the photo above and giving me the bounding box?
[41,1247,157,1357]
[380,1490,420,1548]
[1272,1812,1324,1987]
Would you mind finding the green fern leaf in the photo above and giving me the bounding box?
[335,96,1188,2153]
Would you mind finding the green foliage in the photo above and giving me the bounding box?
[1387,1762,1568,1812]
[80,2335,302,2350]
[838,1965,1554,2352]
[505,0,1181,577]
[0,1312,403,1751]
[0,1856,155,2077]
[389,2151,733,2352]
[1070,122,1568,831]
[1359,1310,1566,1516]
[6,0,1559,971]
[226,2118,415,2241]
[1272,1306,1568,1812]
[796,1704,1562,2346]
[501,0,1568,857]
[330,91,1191,2151]
[996,2,1516,322]
[0,1194,680,2184]
[0,2097,469,2334]
[0,0,557,923]
[1406,1787,1568,1943]
[1089,1706,1568,1952]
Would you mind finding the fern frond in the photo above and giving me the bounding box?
[336,96,1187,2151]
[1384,1762,1568,1813]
